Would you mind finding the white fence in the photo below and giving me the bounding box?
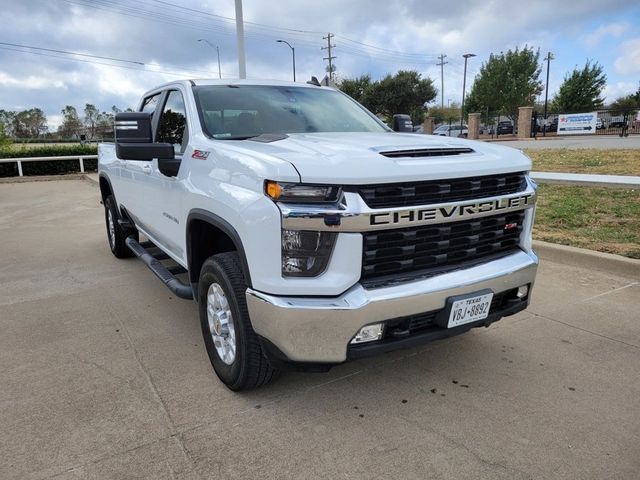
[0,155,98,176]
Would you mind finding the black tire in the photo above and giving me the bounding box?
[104,195,135,258]
[198,252,276,391]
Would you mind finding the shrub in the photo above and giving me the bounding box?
[0,144,98,177]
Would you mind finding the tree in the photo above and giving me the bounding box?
[338,70,436,124]
[609,94,639,114]
[84,103,99,140]
[339,74,374,107]
[426,104,461,125]
[9,108,47,138]
[552,61,606,113]
[0,110,16,137]
[465,47,543,121]
[58,105,83,139]
[0,121,11,147]
[96,111,115,138]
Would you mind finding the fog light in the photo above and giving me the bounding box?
[350,323,384,344]
[517,285,529,298]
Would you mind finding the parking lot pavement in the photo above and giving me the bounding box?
[1,179,639,480]
[489,135,640,149]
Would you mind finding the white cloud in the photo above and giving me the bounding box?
[614,38,640,75]
[603,81,637,102]
[583,22,628,48]
[0,72,65,89]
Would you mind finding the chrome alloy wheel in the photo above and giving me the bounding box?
[107,208,116,248]
[206,283,236,365]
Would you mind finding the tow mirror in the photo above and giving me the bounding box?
[114,112,174,160]
[392,114,413,132]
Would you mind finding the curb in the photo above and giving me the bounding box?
[0,174,88,184]
[83,173,99,185]
[533,240,640,280]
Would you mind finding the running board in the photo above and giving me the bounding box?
[125,237,193,300]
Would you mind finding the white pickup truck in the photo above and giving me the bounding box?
[98,79,538,391]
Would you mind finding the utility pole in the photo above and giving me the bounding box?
[543,51,554,136]
[322,33,336,82]
[234,0,246,79]
[436,54,448,109]
[460,53,476,133]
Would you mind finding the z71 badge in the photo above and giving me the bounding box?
[191,150,210,160]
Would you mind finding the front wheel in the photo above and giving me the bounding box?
[198,252,277,391]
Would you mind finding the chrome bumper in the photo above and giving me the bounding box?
[246,249,538,363]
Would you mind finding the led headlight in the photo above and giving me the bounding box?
[265,181,342,203]
[281,229,336,277]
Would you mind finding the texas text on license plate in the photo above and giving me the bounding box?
[447,292,494,328]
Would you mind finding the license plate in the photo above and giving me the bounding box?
[447,293,493,328]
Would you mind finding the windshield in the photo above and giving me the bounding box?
[193,85,387,139]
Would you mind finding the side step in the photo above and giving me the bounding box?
[125,236,193,300]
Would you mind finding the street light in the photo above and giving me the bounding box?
[197,39,222,79]
[460,53,476,133]
[276,39,296,82]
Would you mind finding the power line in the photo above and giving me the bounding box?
[0,41,143,65]
[0,44,234,78]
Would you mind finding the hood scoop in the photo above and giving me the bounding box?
[378,147,475,158]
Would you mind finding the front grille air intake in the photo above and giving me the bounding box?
[361,211,525,287]
[358,171,527,209]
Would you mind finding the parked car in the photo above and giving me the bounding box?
[496,121,514,135]
[609,116,627,129]
[98,79,538,390]
[596,118,607,130]
[432,124,469,137]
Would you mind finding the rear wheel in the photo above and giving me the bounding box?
[198,252,276,391]
[104,195,135,258]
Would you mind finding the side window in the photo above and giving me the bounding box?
[140,93,161,114]
[157,90,188,154]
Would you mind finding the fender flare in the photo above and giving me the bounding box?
[186,209,253,288]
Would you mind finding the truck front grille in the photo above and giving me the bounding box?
[357,171,527,208]
[361,211,525,287]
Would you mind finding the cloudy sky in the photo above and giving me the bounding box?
[1,0,639,130]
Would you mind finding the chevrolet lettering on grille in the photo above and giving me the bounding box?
[369,193,535,227]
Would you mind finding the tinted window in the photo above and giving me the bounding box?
[141,93,161,114]
[193,85,387,139]
[157,90,188,153]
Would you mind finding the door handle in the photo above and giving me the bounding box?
[142,164,152,174]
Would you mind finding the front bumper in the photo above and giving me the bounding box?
[246,249,538,363]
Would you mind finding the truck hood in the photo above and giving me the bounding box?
[224,132,531,184]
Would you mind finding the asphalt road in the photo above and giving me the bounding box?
[490,134,640,149]
[1,179,639,480]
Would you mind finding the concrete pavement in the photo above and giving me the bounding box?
[1,179,639,480]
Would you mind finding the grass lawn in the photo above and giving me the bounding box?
[525,149,640,176]
[534,183,640,259]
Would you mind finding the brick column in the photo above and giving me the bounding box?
[517,106,533,139]
[468,113,481,139]
[421,117,434,134]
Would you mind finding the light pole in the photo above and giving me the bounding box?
[543,52,554,136]
[460,53,476,133]
[276,40,296,82]
[197,39,222,79]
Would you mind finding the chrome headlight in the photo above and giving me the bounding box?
[265,180,342,204]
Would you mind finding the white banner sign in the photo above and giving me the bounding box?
[557,112,597,135]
